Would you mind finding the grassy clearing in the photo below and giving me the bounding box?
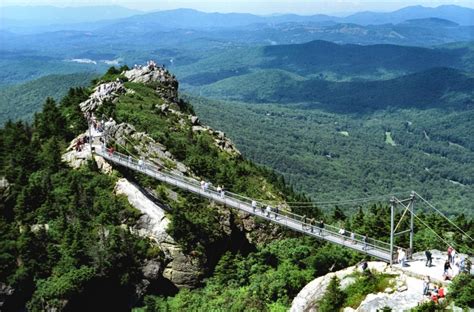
[385,131,396,146]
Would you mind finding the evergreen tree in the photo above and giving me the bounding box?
[318,276,346,312]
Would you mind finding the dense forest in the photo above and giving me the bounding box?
[197,67,474,112]
[175,41,474,87]
[0,73,97,125]
[1,68,472,311]
[189,96,474,217]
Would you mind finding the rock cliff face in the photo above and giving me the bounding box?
[115,178,202,288]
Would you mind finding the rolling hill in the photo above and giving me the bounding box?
[198,67,474,112]
[177,40,473,86]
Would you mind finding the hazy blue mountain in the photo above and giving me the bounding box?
[344,5,474,26]
[176,40,473,86]
[1,5,473,34]
[0,5,142,26]
[400,17,459,27]
[98,5,474,30]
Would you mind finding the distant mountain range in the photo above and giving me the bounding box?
[0,5,142,26]
[176,40,474,85]
[1,5,473,34]
[198,67,474,112]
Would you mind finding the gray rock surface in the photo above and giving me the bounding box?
[115,178,202,288]
[291,262,388,312]
[0,177,11,204]
[79,81,125,113]
[0,283,14,309]
[142,260,163,280]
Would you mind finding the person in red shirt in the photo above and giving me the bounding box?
[438,287,445,298]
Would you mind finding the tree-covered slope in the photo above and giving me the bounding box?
[198,67,474,112]
[189,96,474,217]
[1,65,472,312]
[0,72,97,125]
[176,40,473,85]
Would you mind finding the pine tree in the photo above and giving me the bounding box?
[318,276,346,312]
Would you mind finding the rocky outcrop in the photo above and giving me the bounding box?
[292,250,473,312]
[115,178,202,288]
[125,65,178,102]
[191,124,241,157]
[291,262,395,312]
[63,61,283,291]
[80,80,125,113]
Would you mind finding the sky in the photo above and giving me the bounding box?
[1,0,473,15]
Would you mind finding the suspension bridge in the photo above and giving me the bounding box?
[86,124,471,265]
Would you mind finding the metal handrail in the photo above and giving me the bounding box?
[95,149,397,260]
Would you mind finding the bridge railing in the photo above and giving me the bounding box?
[96,149,395,255]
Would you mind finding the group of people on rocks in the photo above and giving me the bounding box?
[425,246,470,281]
[422,276,446,304]
[91,115,106,133]
[133,60,161,71]
[74,135,91,152]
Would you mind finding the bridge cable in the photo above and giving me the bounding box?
[411,209,456,249]
[414,192,473,242]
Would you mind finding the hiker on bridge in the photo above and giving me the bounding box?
[266,205,272,217]
[216,185,222,195]
[200,180,205,191]
[220,185,225,198]
[274,205,280,219]
[339,228,346,241]
[362,234,368,250]
[251,200,257,212]
[350,232,355,244]
[302,215,307,230]
[308,218,314,232]
[318,220,324,235]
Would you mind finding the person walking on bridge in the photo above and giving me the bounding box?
[362,234,368,250]
[318,220,324,235]
[266,205,272,217]
[252,200,257,213]
[302,215,307,230]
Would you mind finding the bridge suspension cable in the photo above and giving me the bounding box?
[414,191,473,242]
